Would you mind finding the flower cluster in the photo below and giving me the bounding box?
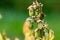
[23,0,54,40]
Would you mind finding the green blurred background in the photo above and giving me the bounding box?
[0,0,60,40]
